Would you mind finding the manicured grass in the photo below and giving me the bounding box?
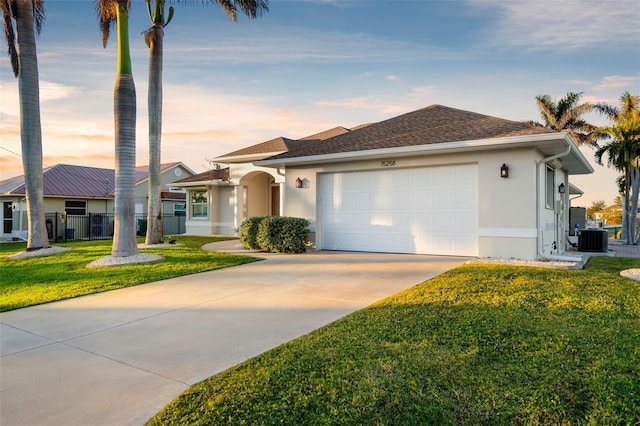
[149,257,640,425]
[0,237,258,312]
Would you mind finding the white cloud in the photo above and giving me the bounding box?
[467,0,640,50]
[167,29,459,65]
[592,75,638,91]
[40,81,81,103]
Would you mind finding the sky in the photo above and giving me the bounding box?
[1,0,639,208]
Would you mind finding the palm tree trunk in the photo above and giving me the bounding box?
[16,0,48,250]
[145,24,164,245]
[111,2,138,257]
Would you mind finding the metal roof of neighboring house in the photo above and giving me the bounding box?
[1,163,191,198]
[1,164,115,198]
[267,105,555,161]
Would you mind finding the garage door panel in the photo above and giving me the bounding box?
[320,164,478,256]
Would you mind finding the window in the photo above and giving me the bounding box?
[174,202,186,217]
[545,165,555,209]
[191,189,208,218]
[65,200,86,215]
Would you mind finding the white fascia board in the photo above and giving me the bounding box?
[168,181,216,188]
[214,151,286,164]
[169,180,233,189]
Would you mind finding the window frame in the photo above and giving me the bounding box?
[174,202,186,217]
[545,165,555,210]
[190,189,208,219]
[65,200,87,215]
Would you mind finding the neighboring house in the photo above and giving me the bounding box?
[0,162,194,241]
[594,204,623,225]
[171,105,594,261]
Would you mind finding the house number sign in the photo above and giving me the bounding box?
[380,160,396,167]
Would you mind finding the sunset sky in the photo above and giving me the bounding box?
[1,0,638,207]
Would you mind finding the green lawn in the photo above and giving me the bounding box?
[149,256,640,425]
[0,237,258,312]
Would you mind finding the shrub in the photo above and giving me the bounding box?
[239,216,265,250]
[256,216,310,254]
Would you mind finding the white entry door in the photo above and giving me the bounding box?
[319,164,478,256]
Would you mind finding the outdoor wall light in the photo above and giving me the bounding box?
[500,163,509,178]
[558,183,565,194]
[295,177,303,189]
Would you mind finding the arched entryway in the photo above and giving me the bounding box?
[237,171,283,227]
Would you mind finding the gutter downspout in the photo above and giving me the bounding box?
[536,143,582,262]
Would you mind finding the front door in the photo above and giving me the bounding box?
[3,202,13,234]
[270,185,280,216]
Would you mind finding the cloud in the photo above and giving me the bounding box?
[167,29,458,65]
[467,0,640,50]
[386,75,399,81]
[315,84,437,115]
[593,75,638,91]
[40,81,81,103]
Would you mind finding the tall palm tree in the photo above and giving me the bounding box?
[1,0,49,251]
[142,0,268,245]
[593,92,640,245]
[535,92,596,145]
[96,0,138,257]
[142,0,172,245]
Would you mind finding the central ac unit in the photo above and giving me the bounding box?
[91,214,108,238]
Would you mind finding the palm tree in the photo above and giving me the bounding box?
[1,0,49,251]
[535,92,596,145]
[593,92,640,245]
[142,0,268,245]
[96,0,138,257]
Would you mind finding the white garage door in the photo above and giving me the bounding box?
[319,164,478,256]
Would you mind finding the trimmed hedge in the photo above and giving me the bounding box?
[239,216,265,250]
[239,216,309,254]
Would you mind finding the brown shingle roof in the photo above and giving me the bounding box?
[269,105,555,160]
[160,191,186,200]
[217,127,353,160]
[299,126,350,141]
[218,137,299,158]
[174,168,230,183]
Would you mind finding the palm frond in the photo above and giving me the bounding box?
[33,0,45,35]
[593,102,619,121]
[95,0,124,48]
[167,0,269,22]
[535,94,557,129]
[0,0,18,76]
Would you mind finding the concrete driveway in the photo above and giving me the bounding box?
[1,241,467,425]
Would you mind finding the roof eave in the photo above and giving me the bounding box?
[256,133,594,175]
[169,180,230,188]
[214,151,287,164]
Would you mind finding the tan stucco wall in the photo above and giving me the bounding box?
[282,147,546,260]
[241,172,273,218]
[216,186,236,235]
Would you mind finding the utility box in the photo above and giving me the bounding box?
[578,229,608,252]
[570,207,587,236]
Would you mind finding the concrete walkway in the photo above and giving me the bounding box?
[0,241,467,426]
